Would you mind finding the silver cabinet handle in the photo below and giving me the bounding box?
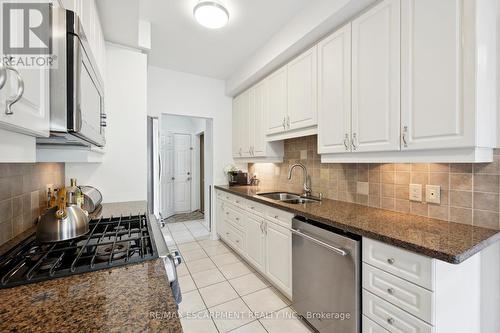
[171,177,175,180]
[387,318,395,325]
[291,228,348,256]
[0,61,6,90]
[343,133,350,151]
[286,115,290,129]
[282,117,286,130]
[5,66,25,115]
[387,258,395,265]
[351,132,359,151]
[402,125,408,148]
[387,288,395,295]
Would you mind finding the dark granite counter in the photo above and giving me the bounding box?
[0,201,182,333]
[215,185,500,264]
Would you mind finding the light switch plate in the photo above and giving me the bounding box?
[426,185,441,204]
[409,184,422,202]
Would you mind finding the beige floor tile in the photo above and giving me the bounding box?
[199,239,225,249]
[192,268,226,288]
[168,223,189,232]
[209,298,253,333]
[259,307,313,333]
[199,281,240,308]
[178,274,196,293]
[229,272,269,296]
[218,262,254,280]
[204,244,231,257]
[212,252,241,267]
[186,257,216,274]
[229,320,267,333]
[242,287,289,314]
[178,290,206,316]
[181,311,218,333]
[177,241,202,252]
[176,262,189,277]
[181,248,208,262]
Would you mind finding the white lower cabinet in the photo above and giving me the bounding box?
[244,214,266,272]
[216,190,293,299]
[362,238,483,333]
[264,220,292,296]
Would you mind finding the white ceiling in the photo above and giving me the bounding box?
[97,0,312,79]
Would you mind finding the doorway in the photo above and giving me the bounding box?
[199,133,205,213]
[159,114,213,233]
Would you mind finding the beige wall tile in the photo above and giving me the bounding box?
[474,192,499,212]
[473,175,499,193]
[429,205,449,220]
[450,191,473,208]
[410,202,429,217]
[450,174,473,191]
[450,207,473,225]
[473,210,499,229]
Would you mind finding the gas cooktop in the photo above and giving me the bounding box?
[0,214,157,289]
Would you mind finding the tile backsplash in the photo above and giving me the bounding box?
[249,135,500,230]
[0,163,65,245]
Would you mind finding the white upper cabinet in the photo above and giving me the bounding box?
[287,46,318,131]
[351,0,401,153]
[318,23,352,154]
[266,66,288,135]
[252,80,268,157]
[232,92,250,158]
[232,95,242,157]
[400,0,485,151]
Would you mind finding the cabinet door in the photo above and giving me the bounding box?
[287,46,318,131]
[317,24,352,154]
[216,199,226,238]
[253,79,268,156]
[351,0,400,152]
[232,96,242,157]
[245,215,266,272]
[265,221,292,295]
[266,66,287,135]
[239,90,251,157]
[401,0,473,150]
[0,45,49,136]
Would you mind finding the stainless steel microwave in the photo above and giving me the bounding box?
[38,6,106,147]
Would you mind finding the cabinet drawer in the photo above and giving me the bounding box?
[363,264,433,324]
[363,238,434,290]
[363,315,390,333]
[266,205,293,228]
[245,200,267,217]
[224,206,245,229]
[363,290,432,333]
[227,224,245,253]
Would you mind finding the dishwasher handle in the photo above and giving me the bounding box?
[292,228,348,256]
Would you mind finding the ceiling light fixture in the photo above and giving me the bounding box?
[193,1,229,29]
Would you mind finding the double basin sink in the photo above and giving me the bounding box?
[257,192,321,205]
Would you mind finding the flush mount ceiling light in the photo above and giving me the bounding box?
[193,1,229,29]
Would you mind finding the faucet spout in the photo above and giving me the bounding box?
[288,163,311,197]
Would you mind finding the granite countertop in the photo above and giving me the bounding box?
[0,201,183,333]
[215,185,500,264]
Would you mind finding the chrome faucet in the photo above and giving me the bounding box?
[288,163,311,197]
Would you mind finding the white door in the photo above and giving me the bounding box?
[266,66,288,135]
[253,79,268,156]
[245,215,266,272]
[351,0,401,152]
[173,133,191,213]
[265,221,292,296]
[287,46,318,131]
[161,132,175,218]
[401,0,474,150]
[317,23,352,154]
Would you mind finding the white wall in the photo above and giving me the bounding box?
[66,45,148,203]
[148,66,233,186]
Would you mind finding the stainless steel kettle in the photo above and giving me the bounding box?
[36,188,90,243]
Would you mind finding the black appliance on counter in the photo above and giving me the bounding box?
[228,171,248,186]
[0,214,157,289]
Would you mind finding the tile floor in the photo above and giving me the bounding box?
[162,220,313,333]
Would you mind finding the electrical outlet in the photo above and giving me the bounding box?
[426,185,441,204]
[409,184,422,202]
[357,182,369,195]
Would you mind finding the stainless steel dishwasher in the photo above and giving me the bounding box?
[291,216,360,333]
